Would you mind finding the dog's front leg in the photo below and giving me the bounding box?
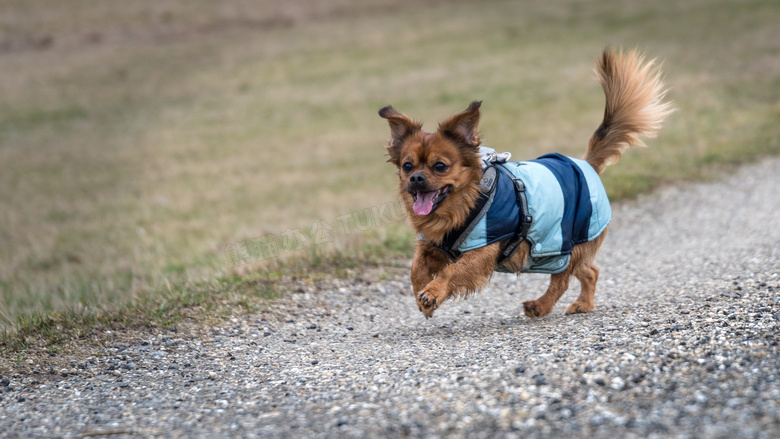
[411,242,450,316]
[416,242,501,318]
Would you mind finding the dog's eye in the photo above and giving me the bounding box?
[433,162,448,173]
[402,162,413,173]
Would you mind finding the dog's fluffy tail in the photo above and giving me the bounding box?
[585,48,673,174]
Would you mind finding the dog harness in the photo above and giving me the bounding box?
[420,147,611,274]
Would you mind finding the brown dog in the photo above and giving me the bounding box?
[379,48,673,319]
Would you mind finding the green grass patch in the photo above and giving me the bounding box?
[0,106,89,132]
[0,256,370,352]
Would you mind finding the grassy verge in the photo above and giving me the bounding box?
[1,0,780,348]
[3,271,282,353]
[1,244,412,353]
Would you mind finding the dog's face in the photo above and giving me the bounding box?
[379,102,485,240]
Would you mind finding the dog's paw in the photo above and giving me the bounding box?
[522,300,551,318]
[565,301,595,315]
[416,283,447,319]
[417,290,438,318]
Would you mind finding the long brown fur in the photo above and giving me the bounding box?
[379,48,672,319]
[586,48,674,173]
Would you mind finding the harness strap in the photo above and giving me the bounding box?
[431,164,498,259]
[426,162,533,268]
[495,164,533,267]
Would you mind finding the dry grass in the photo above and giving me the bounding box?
[1,0,779,333]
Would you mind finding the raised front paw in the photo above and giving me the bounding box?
[416,283,448,319]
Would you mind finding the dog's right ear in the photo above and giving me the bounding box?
[379,105,422,165]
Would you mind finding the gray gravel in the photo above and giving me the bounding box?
[2,158,780,438]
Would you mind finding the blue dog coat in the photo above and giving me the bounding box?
[423,148,611,274]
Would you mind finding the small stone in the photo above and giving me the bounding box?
[610,377,626,390]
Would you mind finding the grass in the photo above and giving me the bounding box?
[1,0,780,346]
[2,259,321,352]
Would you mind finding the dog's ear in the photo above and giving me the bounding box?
[437,101,482,148]
[379,105,422,165]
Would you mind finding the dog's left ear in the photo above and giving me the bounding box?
[438,101,482,148]
[379,105,422,165]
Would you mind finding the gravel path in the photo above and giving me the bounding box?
[2,158,780,438]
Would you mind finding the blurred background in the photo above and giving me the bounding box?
[1,0,778,328]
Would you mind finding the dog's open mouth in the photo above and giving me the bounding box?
[411,185,451,216]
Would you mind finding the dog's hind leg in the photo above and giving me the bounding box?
[566,263,599,314]
[522,270,571,318]
[565,228,607,314]
[523,228,608,317]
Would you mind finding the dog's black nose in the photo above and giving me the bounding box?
[410,174,426,185]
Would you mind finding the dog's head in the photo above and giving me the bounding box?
[379,101,485,241]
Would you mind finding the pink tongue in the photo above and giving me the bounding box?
[413,191,437,216]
